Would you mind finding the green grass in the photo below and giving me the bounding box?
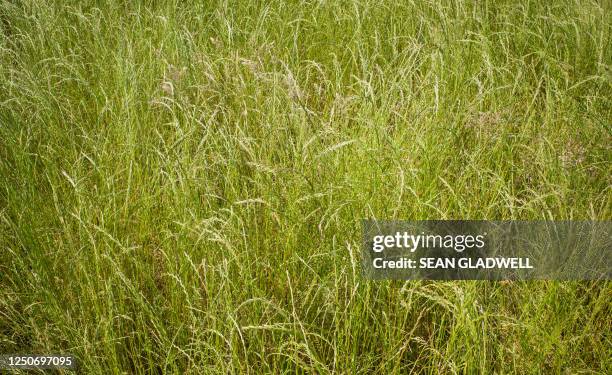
[0,0,610,373]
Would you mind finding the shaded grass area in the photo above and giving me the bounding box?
[0,0,610,373]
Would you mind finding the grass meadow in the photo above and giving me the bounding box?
[0,0,610,373]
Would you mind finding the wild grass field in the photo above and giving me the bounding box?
[0,0,610,373]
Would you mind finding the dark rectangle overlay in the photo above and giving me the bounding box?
[362,220,611,280]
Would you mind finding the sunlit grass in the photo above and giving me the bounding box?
[0,0,610,373]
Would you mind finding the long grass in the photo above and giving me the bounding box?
[0,0,610,373]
